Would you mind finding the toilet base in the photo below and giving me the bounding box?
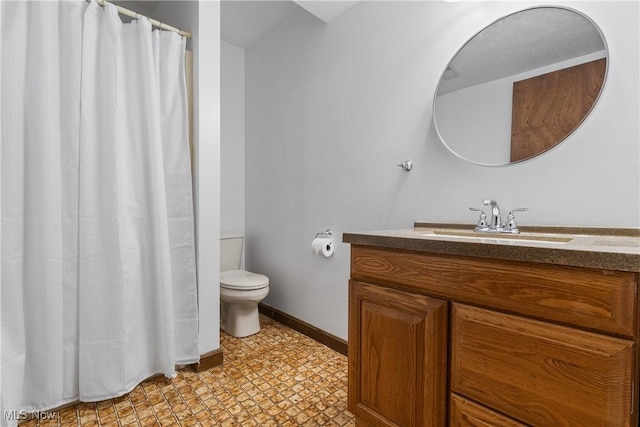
[221,300,261,338]
[220,283,269,338]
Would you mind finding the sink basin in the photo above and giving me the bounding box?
[422,229,573,244]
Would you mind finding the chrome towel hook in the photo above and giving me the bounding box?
[397,160,413,171]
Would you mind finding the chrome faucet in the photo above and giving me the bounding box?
[483,199,502,231]
[469,200,528,234]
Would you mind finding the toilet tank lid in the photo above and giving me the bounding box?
[220,232,244,240]
[221,270,269,290]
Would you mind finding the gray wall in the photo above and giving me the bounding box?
[221,41,246,256]
[244,1,639,339]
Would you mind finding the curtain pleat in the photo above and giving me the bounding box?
[1,1,86,415]
[1,0,198,420]
[153,31,199,365]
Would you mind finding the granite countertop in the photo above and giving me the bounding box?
[342,224,640,272]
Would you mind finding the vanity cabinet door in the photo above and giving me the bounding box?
[452,304,635,427]
[348,280,448,427]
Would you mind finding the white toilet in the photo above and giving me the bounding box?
[220,234,270,338]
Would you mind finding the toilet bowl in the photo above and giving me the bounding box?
[220,235,270,338]
[220,270,269,337]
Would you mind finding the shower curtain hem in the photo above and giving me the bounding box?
[79,369,177,403]
[19,369,176,413]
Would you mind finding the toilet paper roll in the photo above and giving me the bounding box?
[322,240,334,257]
[311,238,334,257]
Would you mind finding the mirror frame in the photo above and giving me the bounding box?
[433,6,609,167]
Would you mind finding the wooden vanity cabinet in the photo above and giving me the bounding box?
[348,245,639,427]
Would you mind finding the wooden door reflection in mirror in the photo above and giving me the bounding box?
[510,58,606,162]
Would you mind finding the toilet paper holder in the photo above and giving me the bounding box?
[315,229,333,239]
[311,229,335,257]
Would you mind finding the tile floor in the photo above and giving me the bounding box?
[20,315,354,426]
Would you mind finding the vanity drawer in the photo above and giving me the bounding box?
[451,304,635,427]
[351,246,637,337]
[450,394,526,427]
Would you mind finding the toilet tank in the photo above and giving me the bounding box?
[220,233,244,272]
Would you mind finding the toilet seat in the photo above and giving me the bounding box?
[220,270,269,290]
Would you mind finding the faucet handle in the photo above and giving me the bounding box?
[469,207,489,231]
[509,207,529,214]
[505,208,528,233]
[468,207,485,216]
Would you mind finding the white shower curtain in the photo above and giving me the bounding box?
[1,0,198,420]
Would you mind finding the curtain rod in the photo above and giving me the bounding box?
[95,0,192,40]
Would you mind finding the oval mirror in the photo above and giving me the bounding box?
[433,7,608,166]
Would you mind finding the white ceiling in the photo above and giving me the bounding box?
[221,0,358,48]
[294,1,359,23]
